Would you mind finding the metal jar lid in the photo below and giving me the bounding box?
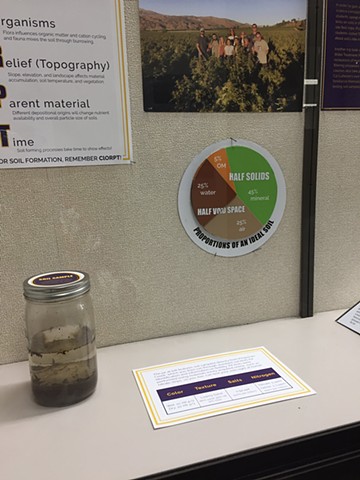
[23,271,90,301]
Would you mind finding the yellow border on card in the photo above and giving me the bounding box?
[135,347,313,427]
[115,0,131,160]
[260,348,312,393]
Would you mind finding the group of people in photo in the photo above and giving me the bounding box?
[196,23,269,65]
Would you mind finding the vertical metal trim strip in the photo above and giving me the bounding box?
[300,0,324,317]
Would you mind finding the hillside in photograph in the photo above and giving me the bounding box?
[139,8,250,31]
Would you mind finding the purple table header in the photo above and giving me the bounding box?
[157,368,281,402]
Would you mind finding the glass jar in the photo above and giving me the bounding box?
[23,271,98,407]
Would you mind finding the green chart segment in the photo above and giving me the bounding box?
[191,146,277,241]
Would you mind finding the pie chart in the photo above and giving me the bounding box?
[178,140,286,257]
[191,145,277,240]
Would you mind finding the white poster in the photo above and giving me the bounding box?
[0,0,132,169]
[337,301,360,335]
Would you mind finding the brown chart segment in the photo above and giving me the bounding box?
[191,159,236,227]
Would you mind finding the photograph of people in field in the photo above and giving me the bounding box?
[139,0,307,112]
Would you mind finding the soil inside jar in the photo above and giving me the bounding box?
[29,325,97,407]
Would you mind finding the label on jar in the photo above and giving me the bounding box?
[29,271,84,287]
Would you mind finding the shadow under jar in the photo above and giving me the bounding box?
[23,271,98,407]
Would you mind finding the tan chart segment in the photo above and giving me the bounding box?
[204,196,263,240]
[191,159,237,227]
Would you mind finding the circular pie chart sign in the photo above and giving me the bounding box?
[178,139,286,257]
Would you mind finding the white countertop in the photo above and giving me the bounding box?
[1,309,359,479]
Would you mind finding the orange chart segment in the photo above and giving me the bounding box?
[191,160,237,227]
[207,149,236,194]
[204,196,263,240]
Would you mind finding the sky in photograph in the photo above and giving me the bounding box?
[140,0,307,26]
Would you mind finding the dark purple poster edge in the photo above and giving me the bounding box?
[322,0,360,110]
